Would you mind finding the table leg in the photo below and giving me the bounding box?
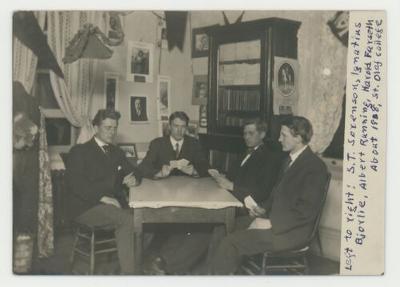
[133,209,143,275]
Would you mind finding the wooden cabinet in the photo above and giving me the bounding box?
[200,18,301,158]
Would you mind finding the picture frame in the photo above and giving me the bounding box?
[126,41,154,83]
[130,96,149,123]
[186,121,199,139]
[157,76,171,121]
[192,75,208,105]
[45,117,72,146]
[118,143,138,165]
[104,72,119,110]
[159,120,170,137]
[273,57,299,115]
[191,27,210,58]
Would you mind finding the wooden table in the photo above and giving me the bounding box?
[129,176,243,274]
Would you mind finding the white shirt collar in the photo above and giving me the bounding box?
[289,145,308,165]
[170,136,184,150]
[94,136,109,152]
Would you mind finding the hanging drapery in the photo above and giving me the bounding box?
[306,12,348,154]
[37,108,54,258]
[47,11,105,143]
[12,11,46,95]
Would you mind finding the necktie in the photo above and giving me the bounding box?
[103,144,111,155]
[175,142,180,159]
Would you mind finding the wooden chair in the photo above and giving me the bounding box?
[70,222,118,275]
[241,173,332,275]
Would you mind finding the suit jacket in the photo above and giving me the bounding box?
[65,137,142,219]
[139,135,209,178]
[261,146,329,251]
[227,144,282,203]
[131,108,148,121]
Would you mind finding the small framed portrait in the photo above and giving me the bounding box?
[192,27,209,58]
[157,76,171,121]
[118,143,137,165]
[159,120,170,137]
[45,118,72,146]
[104,72,119,110]
[192,75,208,105]
[104,12,124,45]
[127,41,154,83]
[130,96,148,123]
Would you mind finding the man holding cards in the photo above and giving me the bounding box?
[139,111,209,179]
[209,119,282,208]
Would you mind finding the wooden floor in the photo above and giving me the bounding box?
[29,229,339,275]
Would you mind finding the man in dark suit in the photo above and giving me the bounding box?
[213,119,282,205]
[210,116,329,274]
[65,109,142,274]
[139,111,209,178]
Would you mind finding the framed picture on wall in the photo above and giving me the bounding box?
[126,41,154,83]
[273,57,299,115]
[118,143,137,159]
[130,96,149,123]
[45,118,72,146]
[104,72,119,110]
[192,27,209,58]
[158,120,170,137]
[192,75,208,105]
[157,76,171,121]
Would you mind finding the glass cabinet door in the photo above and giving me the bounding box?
[216,39,262,130]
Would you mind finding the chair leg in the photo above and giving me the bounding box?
[70,229,80,273]
[90,231,95,275]
[261,254,267,275]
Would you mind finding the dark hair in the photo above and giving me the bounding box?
[281,116,313,144]
[92,109,121,126]
[169,111,189,125]
[243,118,268,134]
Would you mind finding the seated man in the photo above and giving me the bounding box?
[210,116,329,275]
[139,111,209,178]
[65,109,142,275]
[212,118,282,206]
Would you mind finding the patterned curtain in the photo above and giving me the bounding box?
[12,11,46,94]
[37,108,54,258]
[306,12,348,153]
[47,11,105,143]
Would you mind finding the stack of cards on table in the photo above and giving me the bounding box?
[170,159,190,169]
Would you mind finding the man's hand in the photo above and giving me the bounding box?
[215,176,234,191]
[123,173,137,187]
[154,164,172,179]
[248,206,266,217]
[100,196,121,208]
[179,164,195,176]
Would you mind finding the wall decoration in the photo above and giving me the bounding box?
[159,120,170,137]
[126,41,154,83]
[118,143,137,159]
[186,121,199,139]
[273,57,299,115]
[45,118,72,146]
[192,75,208,105]
[199,104,208,128]
[157,76,171,121]
[192,27,209,58]
[130,96,149,123]
[104,72,119,110]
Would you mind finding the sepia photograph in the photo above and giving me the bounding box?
[8,7,390,282]
[130,96,148,122]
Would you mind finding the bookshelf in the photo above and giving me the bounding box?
[199,18,301,159]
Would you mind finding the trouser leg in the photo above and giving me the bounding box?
[211,216,274,275]
[76,205,135,274]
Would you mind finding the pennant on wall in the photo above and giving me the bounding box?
[327,11,349,47]
[13,11,64,78]
[165,11,188,52]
